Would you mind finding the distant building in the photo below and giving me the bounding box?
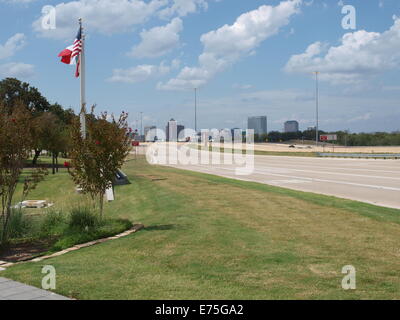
[166,119,177,142]
[166,119,185,141]
[177,125,185,141]
[284,120,299,133]
[144,126,157,142]
[248,116,267,135]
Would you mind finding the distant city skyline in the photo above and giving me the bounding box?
[1,0,399,133]
[284,120,299,133]
[248,116,268,135]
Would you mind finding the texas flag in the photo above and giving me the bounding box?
[58,26,82,77]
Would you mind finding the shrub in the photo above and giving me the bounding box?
[69,207,100,230]
[51,218,132,252]
[40,209,67,237]
[0,209,31,241]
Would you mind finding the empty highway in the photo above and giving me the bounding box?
[160,149,400,209]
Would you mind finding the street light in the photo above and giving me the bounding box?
[313,71,320,146]
[194,88,197,133]
[140,111,143,139]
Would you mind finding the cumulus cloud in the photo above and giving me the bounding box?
[33,0,168,39]
[284,17,400,84]
[108,59,179,83]
[129,18,183,58]
[158,0,208,19]
[158,0,302,90]
[0,34,34,78]
[0,62,34,78]
[0,33,26,60]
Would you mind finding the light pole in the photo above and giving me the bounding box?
[140,112,143,140]
[194,88,197,133]
[314,71,319,146]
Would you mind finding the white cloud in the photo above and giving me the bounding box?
[33,0,168,40]
[284,17,400,84]
[2,0,37,3]
[108,59,179,83]
[158,0,208,19]
[158,0,302,90]
[0,33,26,60]
[0,34,34,78]
[129,17,183,58]
[0,62,34,78]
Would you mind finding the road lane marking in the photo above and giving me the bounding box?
[283,168,400,180]
[179,165,400,192]
[255,160,400,174]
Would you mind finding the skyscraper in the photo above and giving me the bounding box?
[284,120,299,133]
[166,119,177,142]
[247,116,267,135]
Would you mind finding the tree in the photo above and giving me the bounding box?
[0,102,47,245]
[0,78,50,116]
[34,112,70,174]
[69,108,131,216]
[49,102,76,126]
[0,78,54,165]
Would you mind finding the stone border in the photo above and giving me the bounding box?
[0,224,144,269]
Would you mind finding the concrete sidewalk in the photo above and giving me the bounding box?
[0,277,70,300]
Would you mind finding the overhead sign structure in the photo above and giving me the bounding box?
[320,134,337,141]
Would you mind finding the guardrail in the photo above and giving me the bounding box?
[318,153,400,159]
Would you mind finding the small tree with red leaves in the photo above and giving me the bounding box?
[69,107,131,216]
[0,102,47,245]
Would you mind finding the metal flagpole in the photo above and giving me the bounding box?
[79,18,86,139]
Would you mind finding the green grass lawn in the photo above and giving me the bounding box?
[2,156,400,299]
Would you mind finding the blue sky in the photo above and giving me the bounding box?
[0,0,399,133]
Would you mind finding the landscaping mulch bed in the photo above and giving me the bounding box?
[0,238,57,263]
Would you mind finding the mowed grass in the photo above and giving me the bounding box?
[2,156,400,299]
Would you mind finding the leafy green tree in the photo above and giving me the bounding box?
[34,112,70,174]
[0,78,50,116]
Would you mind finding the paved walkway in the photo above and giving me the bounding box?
[0,277,70,300]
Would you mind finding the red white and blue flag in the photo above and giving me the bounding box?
[58,26,82,77]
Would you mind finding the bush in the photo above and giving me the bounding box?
[40,209,67,237]
[1,209,31,240]
[0,205,133,255]
[69,207,100,230]
[51,218,132,252]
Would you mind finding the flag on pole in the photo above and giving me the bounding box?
[58,26,82,77]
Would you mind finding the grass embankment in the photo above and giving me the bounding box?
[2,156,400,299]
